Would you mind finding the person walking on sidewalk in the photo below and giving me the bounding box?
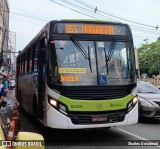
[2,76,9,92]
[0,79,8,106]
[9,77,15,93]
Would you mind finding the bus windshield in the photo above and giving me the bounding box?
[49,39,135,86]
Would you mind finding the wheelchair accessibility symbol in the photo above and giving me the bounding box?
[99,75,107,84]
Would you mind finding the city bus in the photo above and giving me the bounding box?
[16,20,138,129]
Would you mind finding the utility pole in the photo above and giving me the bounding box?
[158,53,160,75]
[134,48,140,79]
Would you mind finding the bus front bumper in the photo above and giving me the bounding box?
[46,102,138,129]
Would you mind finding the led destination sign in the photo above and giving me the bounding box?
[66,24,114,34]
[54,23,128,35]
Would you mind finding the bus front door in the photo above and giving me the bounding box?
[37,46,46,120]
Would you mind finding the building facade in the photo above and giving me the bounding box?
[8,31,16,75]
[0,0,10,72]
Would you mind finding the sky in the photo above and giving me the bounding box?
[9,0,160,52]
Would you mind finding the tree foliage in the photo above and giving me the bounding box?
[138,37,160,75]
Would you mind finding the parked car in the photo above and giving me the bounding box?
[141,73,148,78]
[137,81,160,119]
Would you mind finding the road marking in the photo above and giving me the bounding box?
[117,128,148,140]
[117,128,160,148]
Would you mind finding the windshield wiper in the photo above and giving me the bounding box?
[103,38,116,74]
[103,47,109,74]
[71,36,92,73]
[88,46,92,73]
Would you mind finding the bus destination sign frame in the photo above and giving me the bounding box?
[54,23,128,36]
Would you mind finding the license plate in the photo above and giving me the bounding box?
[92,116,107,122]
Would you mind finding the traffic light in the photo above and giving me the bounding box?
[146,57,148,64]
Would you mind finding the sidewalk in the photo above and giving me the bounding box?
[0,90,18,121]
[4,90,18,107]
[0,90,17,135]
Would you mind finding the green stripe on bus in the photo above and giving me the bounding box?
[58,94,133,111]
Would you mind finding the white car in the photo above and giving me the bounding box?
[137,81,160,119]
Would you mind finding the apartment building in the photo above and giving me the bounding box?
[9,31,16,75]
[0,0,10,73]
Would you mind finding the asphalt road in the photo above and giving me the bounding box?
[8,91,160,149]
[19,109,160,149]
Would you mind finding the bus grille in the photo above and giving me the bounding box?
[69,110,126,124]
[53,84,136,100]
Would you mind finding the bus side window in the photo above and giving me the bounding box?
[19,59,21,75]
[17,59,20,75]
[29,48,33,73]
[33,44,39,72]
[24,53,28,74]
[22,55,25,75]
[27,49,30,73]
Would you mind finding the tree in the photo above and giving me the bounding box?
[138,37,160,75]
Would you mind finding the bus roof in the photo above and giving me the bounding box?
[54,19,120,23]
[50,19,124,25]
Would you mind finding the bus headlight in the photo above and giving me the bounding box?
[48,96,68,115]
[49,99,57,107]
[133,96,138,104]
[127,96,137,112]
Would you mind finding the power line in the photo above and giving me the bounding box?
[73,0,159,29]
[70,0,160,32]
[8,1,160,35]
[3,9,49,22]
[50,0,160,35]
[58,0,116,21]
[10,16,44,26]
[49,0,98,19]
[8,1,160,37]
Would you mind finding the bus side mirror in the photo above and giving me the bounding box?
[15,132,44,149]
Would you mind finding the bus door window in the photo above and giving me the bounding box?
[48,41,58,83]
[39,39,46,83]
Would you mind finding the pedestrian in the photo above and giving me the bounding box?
[9,77,15,93]
[0,79,8,107]
[2,76,9,92]
[0,67,6,78]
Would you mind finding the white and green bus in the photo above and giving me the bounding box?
[16,20,138,129]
